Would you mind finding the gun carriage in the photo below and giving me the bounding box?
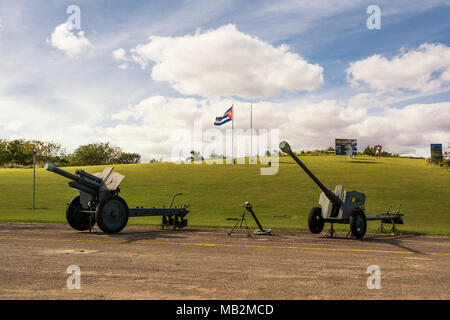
[279,141,403,239]
[44,164,189,234]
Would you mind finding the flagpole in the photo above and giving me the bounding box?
[232,104,234,164]
[250,103,253,163]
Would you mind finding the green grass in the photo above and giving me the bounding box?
[0,155,449,235]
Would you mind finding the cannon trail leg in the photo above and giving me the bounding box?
[326,223,337,238]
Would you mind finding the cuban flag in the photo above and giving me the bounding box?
[214,106,233,126]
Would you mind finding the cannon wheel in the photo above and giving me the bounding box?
[349,209,367,239]
[95,195,129,234]
[308,207,324,234]
[66,195,95,231]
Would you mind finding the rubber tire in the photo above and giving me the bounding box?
[66,195,95,231]
[349,209,367,239]
[308,207,324,234]
[95,195,129,234]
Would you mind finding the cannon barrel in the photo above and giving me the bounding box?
[75,169,103,184]
[279,141,341,205]
[44,163,81,182]
[68,181,98,196]
[44,163,102,191]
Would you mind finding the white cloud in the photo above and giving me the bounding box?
[129,24,323,99]
[0,93,104,153]
[105,95,450,160]
[348,93,383,109]
[113,48,130,69]
[281,101,449,156]
[48,23,93,57]
[347,43,450,93]
[111,95,205,124]
[106,96,208,158]
[112,48,127,61]
[351,102,450,154]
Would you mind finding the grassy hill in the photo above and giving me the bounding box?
[0,155,449,235]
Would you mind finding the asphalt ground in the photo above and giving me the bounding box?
[0,222,449,299]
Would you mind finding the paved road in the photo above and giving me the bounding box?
[0,222,449,299]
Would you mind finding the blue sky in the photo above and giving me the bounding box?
[0,0,449,159]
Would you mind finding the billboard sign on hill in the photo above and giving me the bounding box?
[335,139,357,156]
[430,144,443,163]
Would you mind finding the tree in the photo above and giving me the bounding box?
[69,142,116,166]
[0,139,66,167]
[7,139,28,165]
[0,139,8,165]
[363,145,375,156]
[69,143,142,166]
[0,139,141,167]
[114,152,141,164]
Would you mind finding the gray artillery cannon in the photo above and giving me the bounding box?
[279,141,403,239]
[44,164,189,234]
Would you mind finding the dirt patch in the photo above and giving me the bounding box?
[0,222,449,299]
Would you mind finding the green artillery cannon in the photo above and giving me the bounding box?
[44,164,189,234]
[279,141,403,239]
